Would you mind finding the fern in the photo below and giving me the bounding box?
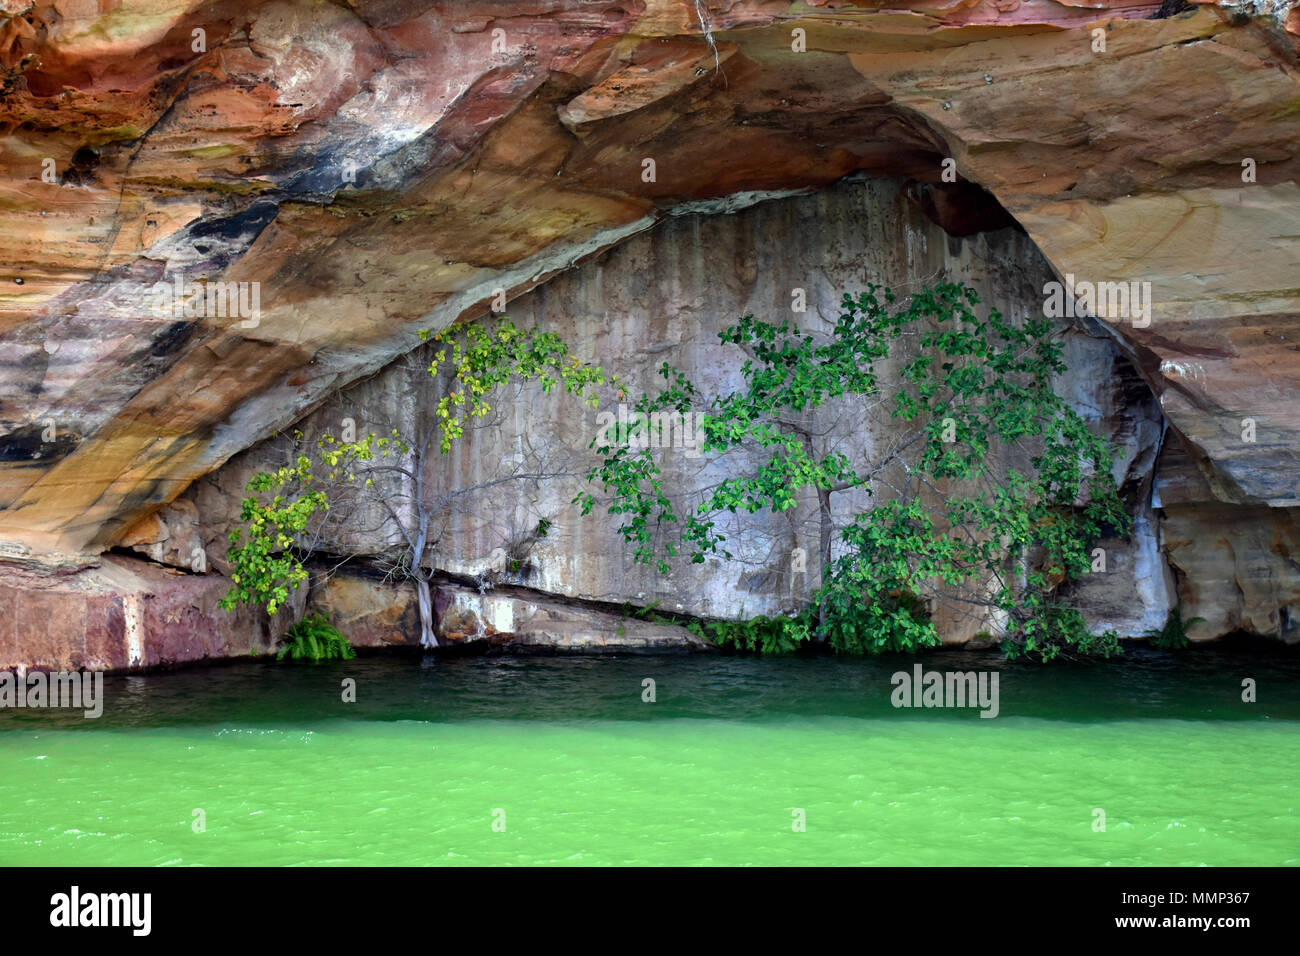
[696,613,813,654]
[277,614,356,662]
[1143,608,1205,650]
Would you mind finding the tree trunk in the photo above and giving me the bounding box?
[416,574,438,648]
[817,485,833,640]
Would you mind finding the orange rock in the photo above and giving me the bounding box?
[0,0,1293,593]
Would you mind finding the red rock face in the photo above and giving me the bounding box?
[0,0,1297,576]
[0,554,296,671]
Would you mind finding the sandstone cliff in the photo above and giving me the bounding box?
[1,0,1297,666]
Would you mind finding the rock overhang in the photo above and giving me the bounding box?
[0,0,1297,564]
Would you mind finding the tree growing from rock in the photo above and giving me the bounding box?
[577,281,1131,660]
[220,319,614,647]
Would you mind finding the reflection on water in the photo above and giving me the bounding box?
[2,643,1297,729]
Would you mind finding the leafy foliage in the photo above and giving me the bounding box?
[222,318,614,624]
[686,613,814,654]
[1143,607,1205,650]
[578,281,1131,661]
[277,614,355,662]
[419,320,610,452]
[219,455,326,616]
[218,435,395,618]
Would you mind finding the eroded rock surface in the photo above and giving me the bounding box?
[1,0,1298,662]
[1,0,1297,563]
[1156,434,1300,641]
[207,179,1175,644]
[433,582,708,651]
[0,553,298,671]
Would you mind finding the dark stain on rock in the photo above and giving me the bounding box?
[280,141,376,199]
[61,145,101,186]
[0,423,80,462]
[188,200,280,245]
[1151,0,1196,18]
[148,320,195,359]
[904,180,1018,237]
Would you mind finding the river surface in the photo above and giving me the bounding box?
[1,646,1296,866]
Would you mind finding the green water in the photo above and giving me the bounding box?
[1,647,1296,866]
